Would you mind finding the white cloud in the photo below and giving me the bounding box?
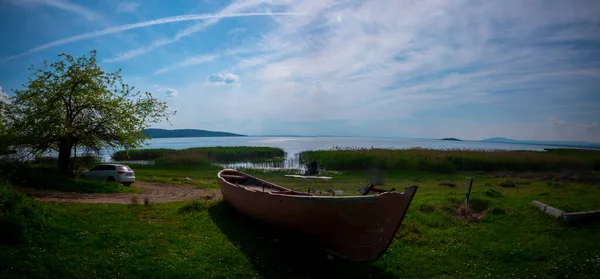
[206,73,240,85]
[0,86,9,104]
[116,1,140,13]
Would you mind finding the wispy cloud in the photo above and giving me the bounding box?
[153,48,247,75]
[9,0,100,21]
[3,0,600,141]
[229,27,247,35]
[548,117,598,132]
[154,55,219,75]
[153,0,600,141]
[115,1,140,13]
[0,12,306,63]
[104,0,288,63]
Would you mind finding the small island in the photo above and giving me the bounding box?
[142,128,246,138]
[441,137,462,141]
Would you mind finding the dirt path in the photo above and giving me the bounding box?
[18,181,222,204]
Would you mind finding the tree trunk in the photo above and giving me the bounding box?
[57,137,74,177]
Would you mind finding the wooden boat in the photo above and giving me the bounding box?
[217,169,418,262]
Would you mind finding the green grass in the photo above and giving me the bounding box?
[299,147,600,173]
[1,169,600,278]
[112,146,286,163]
[5,165,141,194]
[130,163,222,188]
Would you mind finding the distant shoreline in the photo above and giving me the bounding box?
[144,128,246,138]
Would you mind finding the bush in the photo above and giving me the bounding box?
[0,182,54,245]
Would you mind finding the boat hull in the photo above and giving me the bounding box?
[217,169,418,262]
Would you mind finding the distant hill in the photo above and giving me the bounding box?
[143,128,246,138]
[441,138,462,141]
[481,137,600,149]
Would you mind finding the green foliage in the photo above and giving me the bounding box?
[112,146,286,163]
[32,155,101,168]
[299,147,600,173]
[0,182,54,245]
[0,50,174,174]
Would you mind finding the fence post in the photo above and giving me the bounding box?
[465,177,474,213]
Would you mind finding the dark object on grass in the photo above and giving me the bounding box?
[217,169,418,262]
[532,200,600,225]
[499,180,516,188]
[305,161,319,175]
[438,182,456,187]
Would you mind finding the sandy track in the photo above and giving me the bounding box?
[18,181,222,204]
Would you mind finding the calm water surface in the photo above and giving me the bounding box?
[99,136,562,162]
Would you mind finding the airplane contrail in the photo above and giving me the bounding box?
[1,12,306,62]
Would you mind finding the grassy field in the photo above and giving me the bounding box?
[2,165,142,194]
[130,163,222,188]
[299,147,600,173]
[2,164,600,278]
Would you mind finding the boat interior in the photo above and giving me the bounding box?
[220,172,314,196]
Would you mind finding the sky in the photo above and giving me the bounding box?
[0,0,599,142]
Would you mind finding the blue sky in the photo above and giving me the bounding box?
[1,0,599,142]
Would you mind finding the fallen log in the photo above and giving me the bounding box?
[531,200,564,218]
[532,200,600,225]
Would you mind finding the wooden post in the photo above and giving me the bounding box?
[465,177,474,213]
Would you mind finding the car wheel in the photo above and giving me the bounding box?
[80,174,87,179]
[123,182,132,187]
[107,176,116,182]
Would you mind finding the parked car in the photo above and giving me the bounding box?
[80,164,135,186]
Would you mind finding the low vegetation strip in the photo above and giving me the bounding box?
[112,146,286,163]
[299,147,600,173]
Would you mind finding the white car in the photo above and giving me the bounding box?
[80,164,135,186]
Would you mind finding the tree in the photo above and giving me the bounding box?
[0,50,175,175]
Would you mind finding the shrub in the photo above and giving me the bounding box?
[0,182,54,245]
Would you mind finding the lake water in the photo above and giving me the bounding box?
[99,136,563,162]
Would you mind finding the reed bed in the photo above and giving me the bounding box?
[112,146,285,163]
[299,147,600,173]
